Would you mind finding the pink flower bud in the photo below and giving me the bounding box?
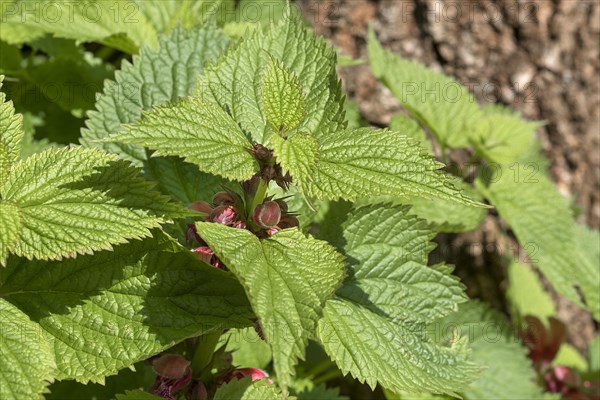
[189,201,213,215]
[192,247,214,265]
[210,205,237,225]
[224,368,272,384]
[266,227,280,237]
[152,354,191,379]
[212,191,235,206]
[253,201,281,228]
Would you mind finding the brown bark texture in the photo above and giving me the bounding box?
[297,0,599,349]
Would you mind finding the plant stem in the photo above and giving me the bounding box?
[312,369,343,385]
[246,178,269,219]
[191,332,221,379]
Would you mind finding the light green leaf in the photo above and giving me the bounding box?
[110,98,257,181]
[214,377,284,400]
[433,301,543,400]
[0,146,187,262]
[318,204,476,395]
[389,114,433,154]
[0,235,253,383]
[270,132,318,185]
[0,201,21,266]
[507,261,556,323]
[116,390,163,400]
[477,165,600,319]
[368,28,481,148]
[553,343,588,372]
[319,300,474,396]
[0,299,55,400]
[399,182,487,232]
[219,327,272,370]
[81,23,230,163]
[306,128,483,207]
[0,0,156,53]
[0,75,24,182]
[196,223,345,389]
[198,11,345,143]
[262,56,306,132]
[472,106,543,164]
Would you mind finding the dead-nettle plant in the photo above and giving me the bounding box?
[1,7,597,400]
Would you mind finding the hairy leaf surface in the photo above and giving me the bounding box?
[0,147,187,263]
[0,236,253,383]
[82,23,230,162]
[110,98,257,181]
[0,299,55,400]
[196,223,345,389]
[318,204,476,395]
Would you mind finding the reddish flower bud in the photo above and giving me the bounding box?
[224,368,272,384]
[253,201,281,228]
[186,224,201,245]
[212,191,235,206]
[278,215,299,229]
[152,354,191,379]
[189,201,213,215]
[192,247,214,265]
[274,199,289,213]
[211,205,237,225]
[232,220,247,229]
[192,382,208,400]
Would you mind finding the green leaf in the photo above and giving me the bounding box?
[295,383,348,400]
[305,128,484,207]
[433,301,543,400]
[262,56,306,132]
[219,327,272,370]
[270,132,318,185]
[0,0,156,53]
[318,204,476,395]
[198,11,345,143]
[507,261,556,323]
[0,298,55,400]
[553,344,588,372]
[214,377,284,400]
[0,235,253,383]
[196,223,345,389]
[368,28,481,148]
[144,155,228,206]
[116,390,163,400]
[389,114,433,154]
[46,361,155,400]
[110,97,258,181]
[0,201,21,266]
[477,165,600,319]
[399,182,487,232]
[0,75,24,182]
[0,146,187,262]
[81,23,230,163]
[472,106,543,164]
